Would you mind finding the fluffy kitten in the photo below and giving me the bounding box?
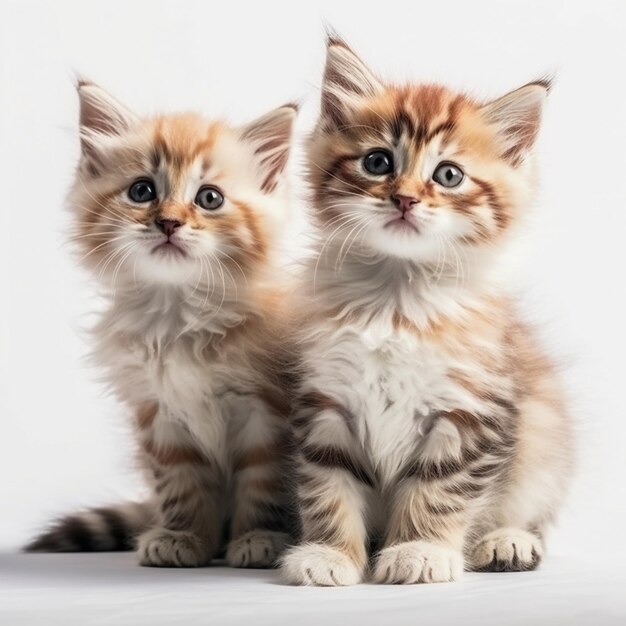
[281,38,573,585]
[27,81,297,568]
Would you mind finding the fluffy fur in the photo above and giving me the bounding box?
[27,81,297,568]
[280,37,573,585]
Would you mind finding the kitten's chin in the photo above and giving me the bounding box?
[151,241,188,258]
[364,228,442,262]
[131,251,199,286]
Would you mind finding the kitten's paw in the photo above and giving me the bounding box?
[226,530,289,568]
[373,540,463,584]
[470,527,543,572]
[280,543,363,586]
[137,528,210,567]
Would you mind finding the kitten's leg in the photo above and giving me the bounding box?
[468,397,573,572]
[226,396,289,569]
[373,414,496,584]
[280,396,372,586]
[373,478,468,584]
[134,403,225,567]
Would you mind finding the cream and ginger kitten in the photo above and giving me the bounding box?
[28,82,296,568]
[281,38,573,585]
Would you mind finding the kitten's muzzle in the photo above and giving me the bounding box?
[385,195,421,232]
[155,218,183,237]
[391,194,419,214]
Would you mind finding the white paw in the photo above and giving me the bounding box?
[226,530,289,568]
[137,528,210,567]
[470,527,543,572]
[280,543,363,586]
[373,540,463,584]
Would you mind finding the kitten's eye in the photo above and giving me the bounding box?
[432,162,464,188]
[364,150,394,175]
[128,179,157,203]
[195,186,224,211]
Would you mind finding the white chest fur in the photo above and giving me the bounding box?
[102,330,227,451]
[303,321,477,481]
[92,290,250,457]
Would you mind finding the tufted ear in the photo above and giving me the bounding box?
[319,35,383,128]
[240,103,298,193]
[76,79,138,167]
[481,80,550,165]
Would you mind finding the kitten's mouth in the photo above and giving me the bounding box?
[384,215,420,233]
[151,240,187,257]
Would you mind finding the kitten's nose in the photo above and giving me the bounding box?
[392,194,419,214]
[155,218,183,237]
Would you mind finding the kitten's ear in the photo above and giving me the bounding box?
[320,35,383,127]
[481,80,550,165]
[76,79,137,166]
[240,103,298,193]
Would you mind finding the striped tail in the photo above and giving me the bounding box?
[25,501,154,553]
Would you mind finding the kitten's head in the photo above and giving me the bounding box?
[70,81,296,289]
[309,37,548,264]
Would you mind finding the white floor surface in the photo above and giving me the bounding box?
[1,552,624,626]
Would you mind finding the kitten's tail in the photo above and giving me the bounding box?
[24,501,154,553]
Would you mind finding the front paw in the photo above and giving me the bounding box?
[137,528,210,567]
[280,543,363,586]
[470,527,543,572]
[226,530,289,568]
[373,540,463,584]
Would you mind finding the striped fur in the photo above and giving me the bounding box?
[26,81,297,568]
[281,37,573,586]
[26,502,153,552]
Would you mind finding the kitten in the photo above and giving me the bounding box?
[26,81,297,568]
[281,37,573,585]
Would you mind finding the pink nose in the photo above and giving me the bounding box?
[392,194,419,213]
[155,218,183,237]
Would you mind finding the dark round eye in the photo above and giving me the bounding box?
[195,186,224,211]
[432,162,464,188]
[364,150,394,175]
[128,179,157,203]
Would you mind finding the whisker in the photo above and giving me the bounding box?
[77,178,140,225]
[313,214,365,291]
[335,218,367,274]
[76,234,131,264]
[110,243,136,299]
[309,160,376,199]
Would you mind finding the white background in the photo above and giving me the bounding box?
[1,0,625,565]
